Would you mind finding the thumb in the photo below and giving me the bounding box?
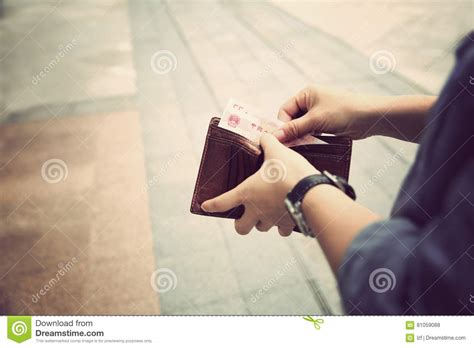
[260,133,284,154]
[201,185,243,213]
[273,116,314,142]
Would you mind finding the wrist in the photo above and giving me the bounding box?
[334,93,385,139]
[301,183,344,212]
[348,94,388,138]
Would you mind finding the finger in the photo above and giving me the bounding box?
[278,225,294,237]
[275,116,315,142]
[277,89,309,122]
[259,133,284,154]
[256,220,273,232]
[201,185,243,213]
[235,211,258,235]
[277,102,295,122]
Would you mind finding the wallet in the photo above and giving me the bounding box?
[190,117,352,222]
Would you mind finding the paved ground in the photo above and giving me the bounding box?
[273,0,473,94]
[0,0,466,314]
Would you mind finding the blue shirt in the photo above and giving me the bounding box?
[338,32,474,314]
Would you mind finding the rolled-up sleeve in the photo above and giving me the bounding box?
[337,218,418,314]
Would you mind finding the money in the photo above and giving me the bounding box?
[218,98,327,146]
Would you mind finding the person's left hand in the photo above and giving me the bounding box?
[201,133,319,236]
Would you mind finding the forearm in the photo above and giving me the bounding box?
[301,184,380,273]
[354,95,437,142]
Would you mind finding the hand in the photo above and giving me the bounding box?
[273,86,377,141]
[201,133,318,236]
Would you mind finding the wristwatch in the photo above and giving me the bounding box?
[284,170,356,237]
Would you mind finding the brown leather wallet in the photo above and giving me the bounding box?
[190,117,352,221]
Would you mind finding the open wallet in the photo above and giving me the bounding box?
[190,117,353,232]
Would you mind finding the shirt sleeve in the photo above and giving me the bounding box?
[337,218,417,314]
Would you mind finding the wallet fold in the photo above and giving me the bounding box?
[190,117,352,221]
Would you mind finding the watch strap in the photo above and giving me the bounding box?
[287,175,333,204]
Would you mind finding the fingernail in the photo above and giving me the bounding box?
[273,129,285,141]
[201,202,209,212]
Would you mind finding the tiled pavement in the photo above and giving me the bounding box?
[0,0,463,314]
[273,0,473,94]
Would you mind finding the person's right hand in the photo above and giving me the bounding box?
[273,86,376,141]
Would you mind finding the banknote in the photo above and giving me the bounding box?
[218,98,327,146]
